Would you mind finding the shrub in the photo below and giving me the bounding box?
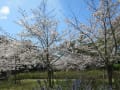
[113,64,120,70]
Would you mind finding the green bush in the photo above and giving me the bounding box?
[113,64,120,70]
[13,72,47,80]
[11,70,104,80]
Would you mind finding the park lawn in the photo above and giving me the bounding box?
[0,70,120,90]
[0,79,39,90]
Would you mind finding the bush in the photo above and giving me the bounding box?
[12,72,48,80]
[11,70,104,80]
[113,64,120,70]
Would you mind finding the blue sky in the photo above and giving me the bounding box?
[0,0,89,36]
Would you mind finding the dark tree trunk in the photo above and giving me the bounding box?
[107,64,113,89]
[46,51,54,88]
[47,66,54,88]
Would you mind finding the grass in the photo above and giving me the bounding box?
[0,79,120,90]
[0,79,39,90]
[0,70,120,90]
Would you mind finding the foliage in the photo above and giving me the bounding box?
[113,64,120,70]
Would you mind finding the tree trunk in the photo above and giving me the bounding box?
[14,69,17,84]
[48,67,54,88]
[107,64,113,89]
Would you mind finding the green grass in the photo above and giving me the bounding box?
[0,79,120,90]
[0,70,120,90]
[0,79,39,90]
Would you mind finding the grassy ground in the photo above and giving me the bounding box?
[0,70,120,90]
[0,79,39,90]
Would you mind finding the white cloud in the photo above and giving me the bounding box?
[0,6,10,15]
[0,6,10,20]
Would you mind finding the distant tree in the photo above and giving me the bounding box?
[0,28,41,84]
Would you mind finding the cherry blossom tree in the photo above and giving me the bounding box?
[67,0,120,89]
[17,0,66,88]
